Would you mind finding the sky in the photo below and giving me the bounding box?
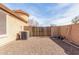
[4,3,79,26]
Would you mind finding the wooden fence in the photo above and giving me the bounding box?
[24,24,79,45]
[51,24,79,45]
[30,27,51,36]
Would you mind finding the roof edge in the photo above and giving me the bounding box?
[0,4,28,23]
[14,10,29,17]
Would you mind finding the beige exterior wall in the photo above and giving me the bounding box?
[0,12,28,47]
[16,13,29,26]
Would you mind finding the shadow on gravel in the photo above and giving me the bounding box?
[50,37,79,55]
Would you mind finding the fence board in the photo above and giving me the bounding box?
[30,27,51,36]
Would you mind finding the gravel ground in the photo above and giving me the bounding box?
[0,37,78,55]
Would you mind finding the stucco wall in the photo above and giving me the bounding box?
[0,13,28,47]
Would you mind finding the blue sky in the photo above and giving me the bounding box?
[4,3,79,26]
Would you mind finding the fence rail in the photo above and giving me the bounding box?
[30,27,51,36]
[24,24,79,45]
[51,24,79,45]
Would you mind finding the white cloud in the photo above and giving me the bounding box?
[29,15,52,26]
[50,4,79,26]
[29,15,44,25]
[62,4,79,17]
[51,17,73,26]
[30,4,79,26]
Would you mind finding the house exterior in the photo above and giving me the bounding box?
[0,4,29,46]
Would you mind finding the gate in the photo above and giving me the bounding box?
[30,26,51,36]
